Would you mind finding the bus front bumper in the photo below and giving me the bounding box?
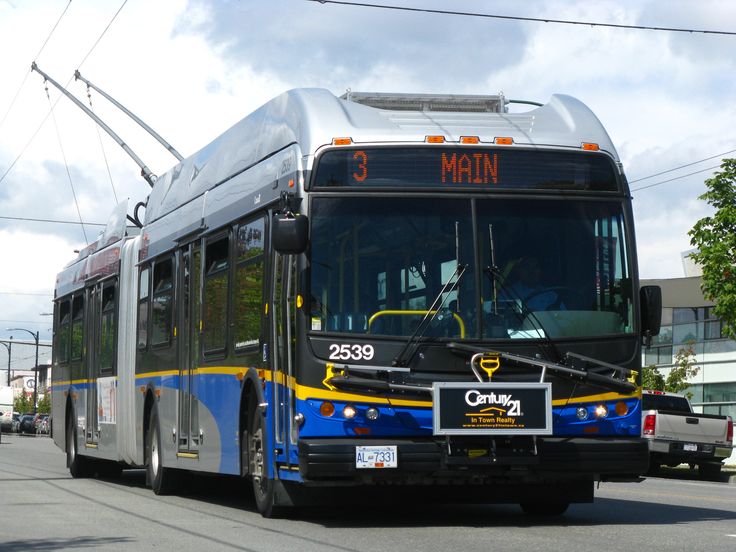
[298,436,649,482]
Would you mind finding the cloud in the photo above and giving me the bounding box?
[178,0,531,93]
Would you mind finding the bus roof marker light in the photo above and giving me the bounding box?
[426,135,446,143]
[494,137,513,145]
[460,136,480,144]
[332,137,352,145]
[582,142,599,151]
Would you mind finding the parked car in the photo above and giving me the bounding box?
[37,414,50,435]
[642,389,734,479]
[11,413,20,433]
[18,414,36,435]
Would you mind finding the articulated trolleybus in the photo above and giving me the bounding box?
[52,89,662,517]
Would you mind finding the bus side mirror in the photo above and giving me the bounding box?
[272,213,308,254]
[640,285,662,342]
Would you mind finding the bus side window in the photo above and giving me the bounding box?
[100,281,117,373]
[234,217,265,352]
[138,266,151,350]
[70,295,84,360]
[203,235,230,354]
[57,298,71,364]
[151,258,174,347]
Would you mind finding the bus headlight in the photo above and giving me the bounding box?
[576,407,589,421]
[594,404,609,419]
[366,407,380,421]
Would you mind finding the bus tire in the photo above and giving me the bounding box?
[146,404,177,495]
[520,502,569,516]
[67,412,93,478]
[248,407,284,518]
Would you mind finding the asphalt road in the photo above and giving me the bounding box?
[1,432,734,552]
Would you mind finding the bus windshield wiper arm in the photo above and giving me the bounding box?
[446,343,636,393]
[392,263,468,368]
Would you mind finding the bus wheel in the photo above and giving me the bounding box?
[520,502,569,516]
[146,404,177,495]
[67,413,93,478]
[248,409,283,518]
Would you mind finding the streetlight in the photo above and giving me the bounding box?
[0,336,10,386]
[7,328,39,414]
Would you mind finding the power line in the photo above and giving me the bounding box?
[628,148,736,183]
[76,0,129,70]
[308,0,736,36]
[0,0,73,135]
[0,292,52,297]
[0,0,130,192]
[0,215,105,227]
[631,165,720,192]
[45,85,89,244]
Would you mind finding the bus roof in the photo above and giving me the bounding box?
[144,88,619,224]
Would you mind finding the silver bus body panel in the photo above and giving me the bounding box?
[118,235,141,465]
[144,89,620,229]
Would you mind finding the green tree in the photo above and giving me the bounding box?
[667,345,700,397]
[641,344,699,399]
[641,364,665,391]
[14,392,33,414]
[36,392,50,415]
[688,158,736,338]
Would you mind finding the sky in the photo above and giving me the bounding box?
[0,0,734,366]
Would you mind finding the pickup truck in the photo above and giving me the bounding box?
[642,389,733,479]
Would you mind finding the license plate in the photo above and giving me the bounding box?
[356,445,398,469]
[683,443,697,452]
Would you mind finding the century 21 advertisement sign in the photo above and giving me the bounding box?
[432,382,552,435]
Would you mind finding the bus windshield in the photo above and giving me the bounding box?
[309,197,634,340]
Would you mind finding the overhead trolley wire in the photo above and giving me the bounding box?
[0,0,73,135]
[631,165,721,192]
[44,83,89,245]
[0,215,105,226]
[0,0,129,194]
[629,148,736,183]
[76,0,128,70]
[309,1,736,36]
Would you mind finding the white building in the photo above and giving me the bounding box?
[641,275,735,463]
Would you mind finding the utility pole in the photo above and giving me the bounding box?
[0,337,10,386]
[7,329,39,414]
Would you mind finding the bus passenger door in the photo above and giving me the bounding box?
[270,252,297,466]
[84,284,100,444]
[177,244,201,454]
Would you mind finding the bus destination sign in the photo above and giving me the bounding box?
[313,147,619,192]
[432,382,552,435]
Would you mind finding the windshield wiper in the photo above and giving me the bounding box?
[446,343,636,394]
[392,262,468,368]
